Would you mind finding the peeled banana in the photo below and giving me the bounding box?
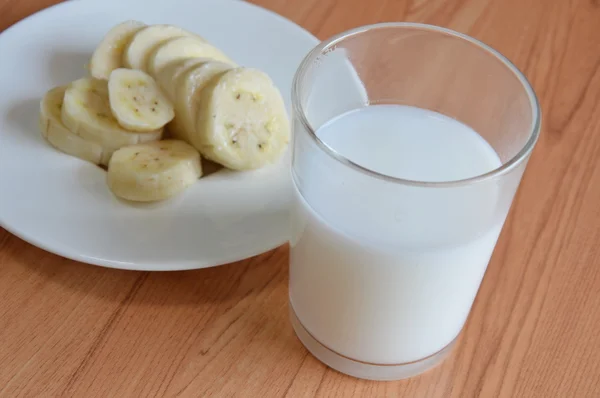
[155,57,207,101]
[61,78,163,154]
[40,20,294,204]
[108,68,174,132]
[172,60,232,143]
[107,140,202,202]
[194,68,290,170]
[123,25,200,71]
[88,20,146,80]
[40,86,104,164]
[147,36,234,77]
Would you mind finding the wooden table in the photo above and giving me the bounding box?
[1,0,599,396]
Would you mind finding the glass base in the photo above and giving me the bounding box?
[289,304,457,381]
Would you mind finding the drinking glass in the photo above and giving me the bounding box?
[288,23,541,381]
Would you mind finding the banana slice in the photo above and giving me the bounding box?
[155,57,207,101]
[123,25,202,71]
[171,60,232,142]
[108,68,174,132]
[40,86,104,164]
[166,114,188,141]
[62,78,163,152]
[89,20,146,80]
[107,140,202,202]
[194,68,290,170]
[147,36,234,77]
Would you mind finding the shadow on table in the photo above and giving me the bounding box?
[5,231,304,379]
[12,234,289,307]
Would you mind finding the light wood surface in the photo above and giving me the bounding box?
[1,0,599,397]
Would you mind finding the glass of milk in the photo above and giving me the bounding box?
[289,23,541,381]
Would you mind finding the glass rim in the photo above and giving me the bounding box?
[291,22,542,188]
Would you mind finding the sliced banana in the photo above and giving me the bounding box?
[88,20,146,80]
[194,68,290,170]
[147,36,234,77]
[108,68,174,132]
[166,114,188,141]
[107,140,202,202]
[40,86,104,164]
[155,58,207,101]
[172,61,232,143]
[61,77,163,152]
[123,25,201,71]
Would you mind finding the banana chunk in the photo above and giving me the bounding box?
[123,25,202,72]
[147,36,234,77]
[195,68,290,170]
[40,86,104,164]
[108,68,174,132]
[89,20,146,80]
[171,60,232,142]
[107,140,202,202]
[156,57,207,101]
[61,78,163,155]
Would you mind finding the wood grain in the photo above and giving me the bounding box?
[1,0,599,396]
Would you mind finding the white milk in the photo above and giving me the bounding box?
[290,105,504,365]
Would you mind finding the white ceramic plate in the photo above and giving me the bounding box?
[0,0,318,270]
